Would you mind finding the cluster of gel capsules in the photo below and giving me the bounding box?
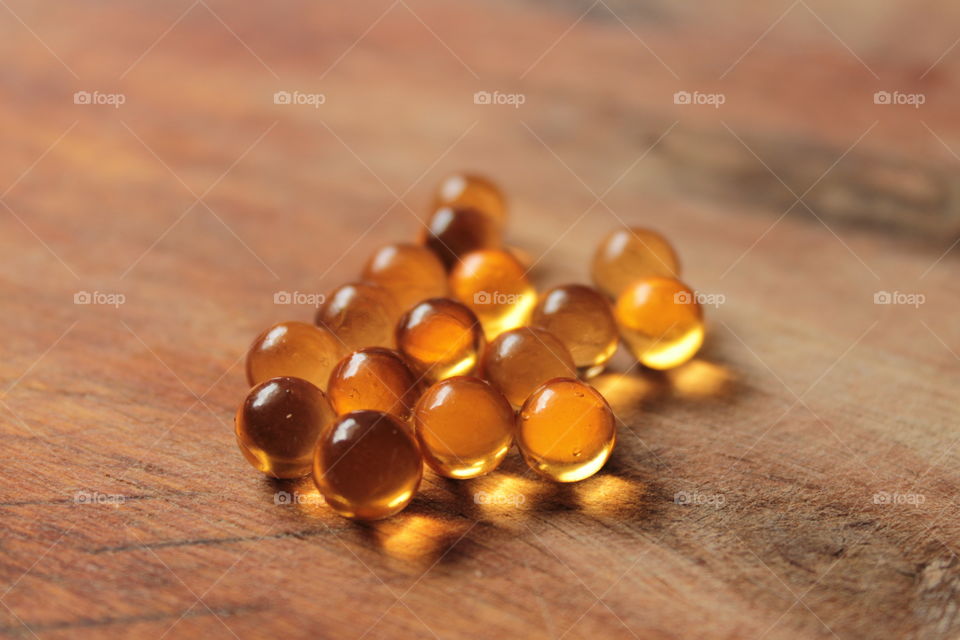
[235,173,705,520]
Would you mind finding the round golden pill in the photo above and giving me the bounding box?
[449,249,536,341]
[312,410,423,520]
[517,378,615,482]
[396,298,484,383]
[235,376,336,479]
[592,227,680,299]
[315,282,399,351]
[531,284,618,378]
[433,173,506,226]
[327,347,421,419]
[421,205,500,269]
[245,320,345,391]
[362,242,448,312]
[412,376,514,479]
[615,277,704,370]
[482,327,576,407]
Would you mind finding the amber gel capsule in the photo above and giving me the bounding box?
[615,277,704,370]
[362,243,448,311]
[246,321,345,391]
[396,298,484,383]
[433,173,506,227]
[315,282,399,351]
[235,376,336,479]
[313,410,423,520]
[531,284,618,378]
[517,378,615,482]
[327,347,420,419]
[412,376,514,478]
[450,249,537,341]
[592,227,680,298]
[421,206,500,269]
[482,327,576,407]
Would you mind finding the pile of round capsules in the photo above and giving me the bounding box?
[235,172,706,520]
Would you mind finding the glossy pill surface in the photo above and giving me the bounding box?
[517,378,615,482]
[312,410,423,520]
[450,249,536,341]
[433,173,506,226]
[615,277,704,370]
[246,321,345,391]
[531,284,618,378]
[235,376,336,479]
[412,376,514,479]
[362,243,448,312]
[482,327,577,407]
[315,282,399,351]
[396,298,484,383]
[592,227,680,299]
[421,206,500,269]
[327,347,420,419]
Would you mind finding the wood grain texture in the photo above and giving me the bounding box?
[1,1,959,638]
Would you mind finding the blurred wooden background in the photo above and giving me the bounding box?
[1,1,959,638]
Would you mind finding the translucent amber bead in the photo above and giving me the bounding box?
[412,376,514,479]
[592,227,680,298]
[482,327,576,407]
[235,376,336,479]
[312,410,423,520]
[245,321,345,391]
[315,282,399,351]
[396,298,484,383]
[327,347,420,419]
[531,284,618,378]
[450,249,537,341]
[421,206,500,269]
[361,243,448,312]
[433,173,506,226]
[517,378,615,482]
[615,277,704,370]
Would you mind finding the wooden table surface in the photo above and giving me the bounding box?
[2,1,959,638]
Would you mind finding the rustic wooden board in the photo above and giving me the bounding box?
[1,1,959,638]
